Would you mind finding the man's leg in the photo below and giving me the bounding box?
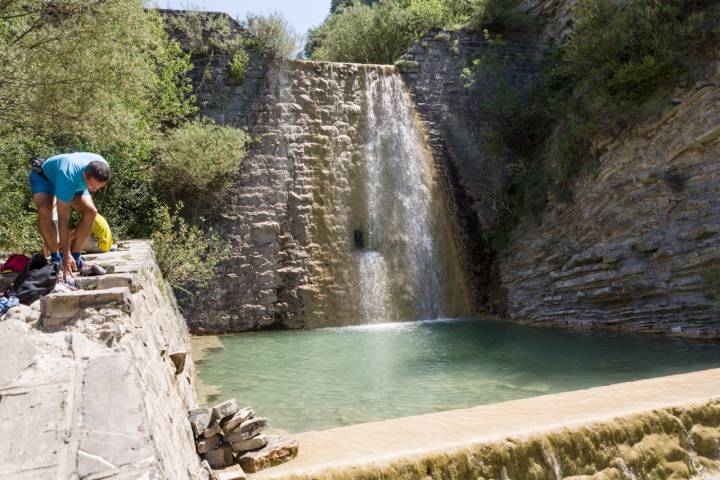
[32,193,58,254]
[70,194,97,254]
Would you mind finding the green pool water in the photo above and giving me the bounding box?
[194,318,720,433]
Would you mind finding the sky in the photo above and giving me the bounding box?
[158,0,331,37]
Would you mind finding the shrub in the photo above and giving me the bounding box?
[151,203,230,291]
[311,0,454,64]
[162,10,244,55]
[228,48,250,84]
[245,12,298,59]
[468,0,533,32]
[153,118,250,205]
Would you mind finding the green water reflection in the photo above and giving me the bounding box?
[194,318,720,433]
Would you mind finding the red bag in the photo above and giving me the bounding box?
[1,254,31,273]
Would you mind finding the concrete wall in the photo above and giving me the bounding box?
[0,241,205,479]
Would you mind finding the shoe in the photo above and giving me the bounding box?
[71,252,84,270]
[80,263,107,277]
[50,252,63,265]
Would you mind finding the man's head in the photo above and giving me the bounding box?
[83,161,110,192]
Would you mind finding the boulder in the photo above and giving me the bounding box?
[204,422,222,438]
[237,435,299,473]
[215,464,247,480]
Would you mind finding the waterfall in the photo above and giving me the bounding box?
[357,69,447,322]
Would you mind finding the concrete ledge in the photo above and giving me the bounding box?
[251,368,720,479]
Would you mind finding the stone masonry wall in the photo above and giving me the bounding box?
[183,61,396,332]
[398,29,539,313]
[500,78,720,337]
[0,241,206,479]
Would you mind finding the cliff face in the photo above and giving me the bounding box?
[500,79,720,336]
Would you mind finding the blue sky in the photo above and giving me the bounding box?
[158,0,331,36]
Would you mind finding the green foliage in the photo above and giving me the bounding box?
[244,12,298,59]
[153,118,251,205]
[462,0,719,251]
[162,10,244,55]
[311,0,455,64]
[468,0,533,32]
[228,48,250,84]
[663,169,690,192]
[542,0,720,196]
[151,203,230,290]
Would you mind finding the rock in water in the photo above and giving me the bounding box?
[211,399,239,422]
[225,417,267,442]
[231,433,268,453]
[237,435,299,473]
[205,445,234,469]
[189,408,212,437]
[221,407,254,433]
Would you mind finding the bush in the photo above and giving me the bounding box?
[151,203,230,291]
[542,0,720,195]
[468,0,533,32]
[311,0,453,64]
[245,12,298,59]
[153,118,250,205]
[228,48,250,84]
[702,267,720,315]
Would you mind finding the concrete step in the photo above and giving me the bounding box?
[41,286,132,328]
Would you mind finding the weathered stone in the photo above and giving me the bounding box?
[197,434,222,454]
[215,464,247,480]
[170,351,186,374]
[189,408,212,437]
[225,417,267,443]
[204,422,222,438]
[221,407,254,433]
[211,399,239,422]
[231,433,268,453]
[237,435,299,473]
[205,445,234,469]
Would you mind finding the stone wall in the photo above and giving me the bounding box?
[500,78,720,337]
[182,60,474,332]
[398,29,539,313]
[519,0,577,43]
[0,241,206,479]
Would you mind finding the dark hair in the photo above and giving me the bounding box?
[85,161,111,183]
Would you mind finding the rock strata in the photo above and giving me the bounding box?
[191,398,298,475]
[501,80,720,336]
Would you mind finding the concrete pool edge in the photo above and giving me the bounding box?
[250,368,720,479]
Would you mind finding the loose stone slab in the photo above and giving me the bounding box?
[237,435,299,473]
[212,399,239,422]
[204,422,222,438]
[231,433,268,453]
[197,434,222,454]
[215,464,247,480]
[225,417,267,443]
[190,408,212,437]
[205,445,234,469]
[222,407,254,433]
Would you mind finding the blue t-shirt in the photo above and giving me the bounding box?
[42,152,107,203]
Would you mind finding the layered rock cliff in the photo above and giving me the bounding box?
[500,79,720,336]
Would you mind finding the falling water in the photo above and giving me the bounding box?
[358,69,446,322]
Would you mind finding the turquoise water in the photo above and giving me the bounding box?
[195,318,720,433]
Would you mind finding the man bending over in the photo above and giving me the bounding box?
[29,152,110,278]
